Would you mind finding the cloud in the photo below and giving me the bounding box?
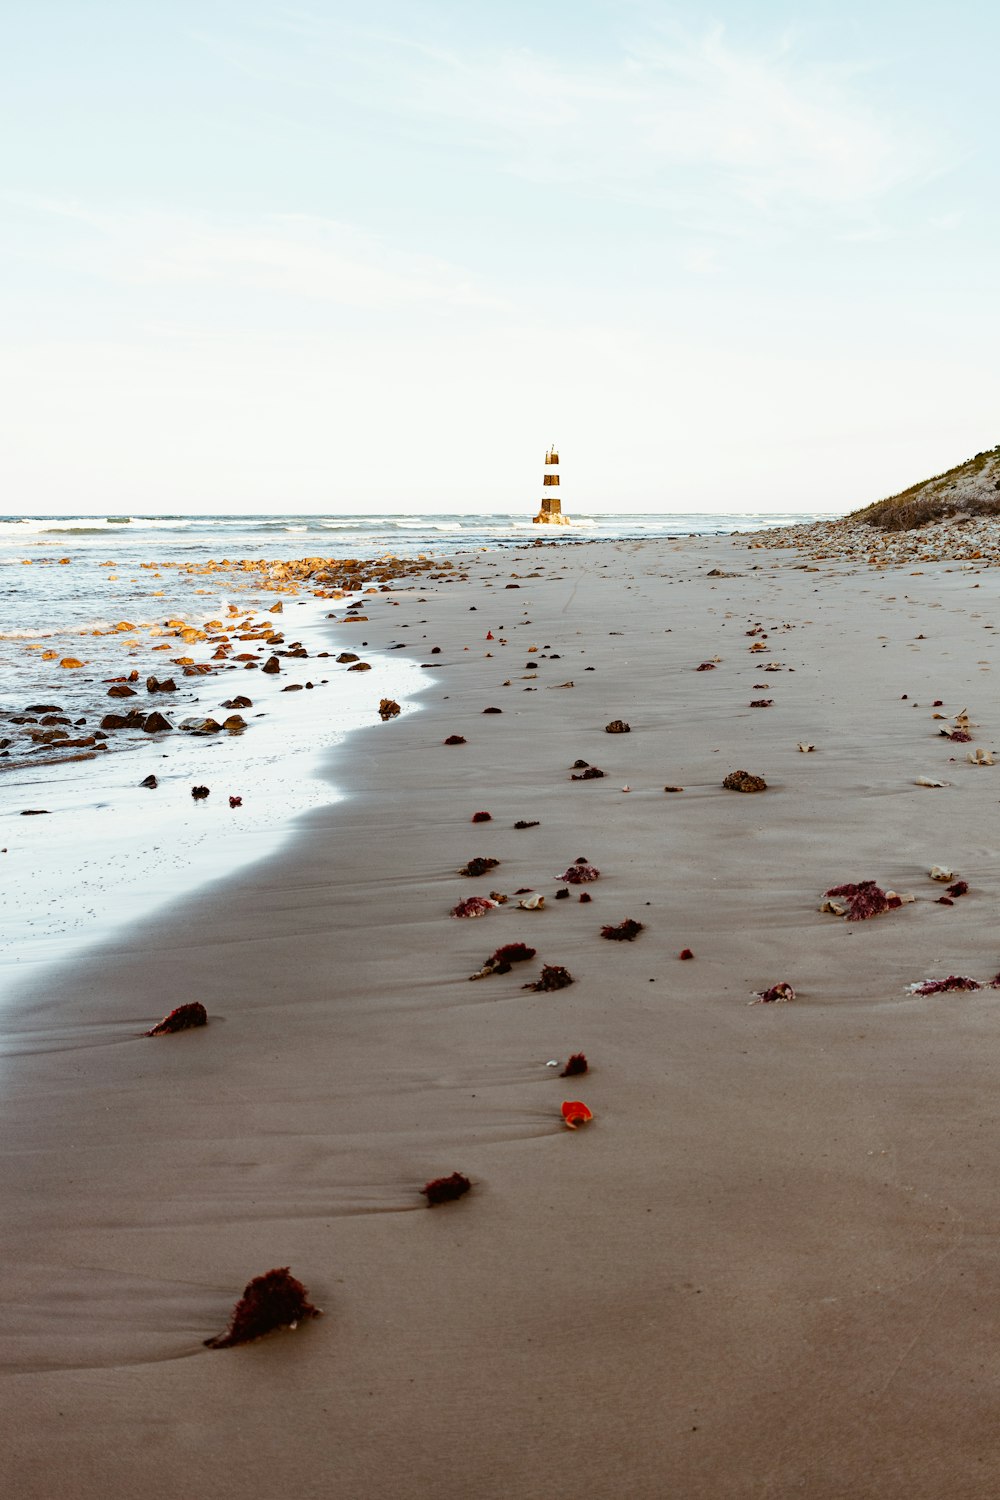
[303,19,942,227]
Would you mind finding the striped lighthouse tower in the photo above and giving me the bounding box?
[533,444,570,525]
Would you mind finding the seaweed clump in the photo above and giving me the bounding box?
[469,943,536,980]
[722,770,767,793]
[906,976,981,996]
[605,720,630,733]
[571,767,605,780]
[443,735,467,745]
[451,897,497,919]
[749,982,796,1005]
[460,856,500,878]
[601,919,644,942]
[421,1172,472,1205]
[821,881,912,921]
[205,1268,321,1349]
[514,819,540,829]
[145,1002,208,1036]
[471,811,492,822]
[524,965,574,992]
[558,862,600,884]
[560,1052,588,1077]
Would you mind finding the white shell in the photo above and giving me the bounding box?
[915,776,949,787]
[929,865,954,882]
[968,748,994,765]
[517,893,545,910]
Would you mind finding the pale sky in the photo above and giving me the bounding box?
[3,1,998,515]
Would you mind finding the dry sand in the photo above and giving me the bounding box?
[3,532,1000,1498]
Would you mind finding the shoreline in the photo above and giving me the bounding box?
[4,530,1000,1498]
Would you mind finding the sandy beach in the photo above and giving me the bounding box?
[4,528,1000,1499]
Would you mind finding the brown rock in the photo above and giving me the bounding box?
[222,715,247,729]
[142,712,172,733]
[261,656,280,674]
[379,699,401,720]
[107,684,137,698]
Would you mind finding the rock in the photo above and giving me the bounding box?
[262,656,280,674]
[336,652,359,664]
[181,717,222,734]
[221,696,252,709]
[348,662,371,672]
[222,715,247,729]
[191,785,210,799]
[723,770,768,792]
[141,774,158,788]
[379,699,401,720]
[107,684,137,698]
[59,658,84,669]
[142,712,172,733]
[282,684,303,692]
[25,704,62,713]
[605,720,630,733]
[100,713,128,729]
[146,675,177,693]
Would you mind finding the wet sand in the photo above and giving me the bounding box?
[3,532,1000,1499]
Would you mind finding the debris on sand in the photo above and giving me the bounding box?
[191,785,210,799]
[571,767,605,780]
[929,865,954,882]
[820,881,914,920]
[517,893,546,911]
[601,919,644,942]
[749,982,796,1005]
[678,948,694,960]
[722,770,767,793]
[443,734,467,745]
[514,819,540,829]
[605,719,630,733]
[468,943,536,980]
[204,1268,321,1349]
[560,1052,588,1077]
[749,699,773,708]
[557,862,600,884]
[460,856,500,878]
[471,811,492,822]
[422,1172,472,1205]
[524,964,574,991]
[145,1001,208,1035]
[451,897,498,918]
[561,1100,593,1129]
[906,976,981,996]
[379,699,401,720]
[968,748,994,765]
[915,776,949,788]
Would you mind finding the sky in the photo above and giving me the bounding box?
[3,0,998,515]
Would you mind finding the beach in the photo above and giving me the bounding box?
[3,526,1000,1498]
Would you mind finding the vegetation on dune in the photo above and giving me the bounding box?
[850,444,1000,531]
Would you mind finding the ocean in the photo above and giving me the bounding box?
[1,510,825,989]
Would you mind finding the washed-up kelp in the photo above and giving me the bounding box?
[524,965,574,992]
[749,982,796,1005]
[601,919,644,942]
[451,897,498,918]
[558,862,600,884]
[468,943,536,980]
[722,770,767,793]
[906,976,980,995]
[820,881,914,921]
[460,857,500,878]
[422,1173,472,1205]
[443,735,467,745]
[145,1002,208,1036]
[605,720,630,733]
[571,767,605,780]
[471,811,492,822]
[204,1268,321,1349]
[560,1052,588,1077]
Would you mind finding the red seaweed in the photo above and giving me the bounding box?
[460,856,500,878]
[191,785,210,799]
[579,892,592,904]
[444,734,467,745]
[469,942,537,979]
[560,1052,588,1077]
[601,919,644,941]
[524,964,574,992]
[204,1268,321,1349]
[823,880,895,921]
[145,1001,208,1036]
[422,1172,472,1206]
[946,880,969,898]
[451,896,497,918]
[678,948,694,960]
[558,863,600,884]
[471,811,492,822]
[751,982,796,1004]
[907,976,981,996]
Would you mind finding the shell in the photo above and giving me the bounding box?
[929,865,954,882]
[967,748,994,765]
[561,1100,593,1130]
[517,893,545,910]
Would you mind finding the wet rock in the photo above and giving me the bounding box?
[222,715,247,730]
[336,652,360,664]
[25,705,62,714]
[100,713,128,729]
[141,774,158,788]
[143,712,172,733]
[379,699,401,720]
[20,809,51,815]
[221,696,253,709]
[347,662,372,672]
[146,675,177,693]
[282,684,303,691]
[723,770,767,792]
[107,684,137,698]
[261,656,280,674]
[181,717,222,734]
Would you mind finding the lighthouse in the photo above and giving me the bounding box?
[533,444,570,525]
